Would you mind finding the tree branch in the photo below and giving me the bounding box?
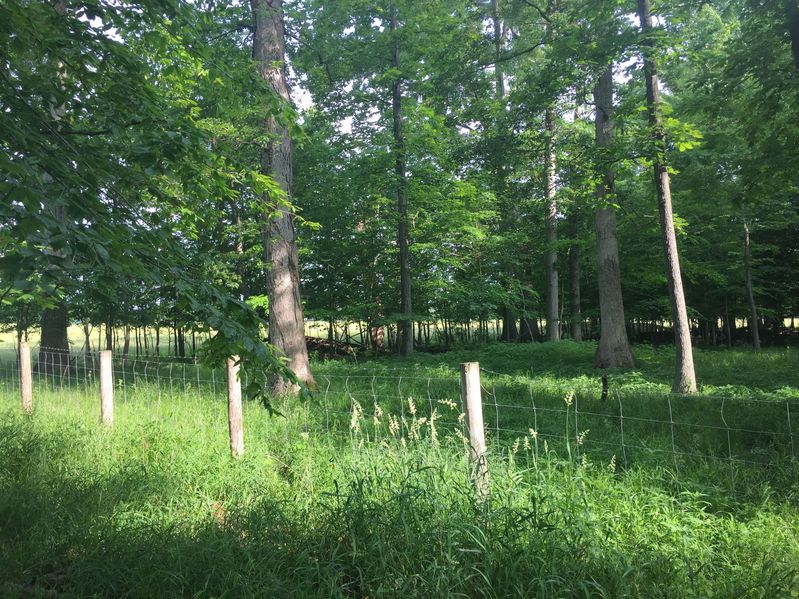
[478,41,545,68]
[42,119,143,137]
[519,0,553,24]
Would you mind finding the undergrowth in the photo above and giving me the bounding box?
[0,344,798,597]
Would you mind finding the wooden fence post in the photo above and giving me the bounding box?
[227,357,244,458]
[20,342,32,414]
[460,362,489,500]
[99,350,113,426]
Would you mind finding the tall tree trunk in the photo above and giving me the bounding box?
[593,65,635,369]
[252,0,315,391]
[231,198,249,300]
[39,303,70,375]
[638,0,696,393]
[788,2,799,70]
[743,221,761,350]
[37,0,70,376]
[569,91,584,342]
[492,0,519,340]
[544,107,560,341]
[105,310,113,351]
[491,0,506,98]
[122,325,131,361]
[501,307,518,341]
[83,322,92,356]
[390,5,414,357]
[569,242,582,341]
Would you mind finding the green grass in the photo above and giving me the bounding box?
[1,343,798,597]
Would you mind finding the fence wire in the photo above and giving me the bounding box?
[0,347,796,495]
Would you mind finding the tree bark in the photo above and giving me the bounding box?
[252,0,315,391]
[743,221,761,350]
[491,0,506,98]
[122,325,131,361]
[37,0,70,376]
[105,310,113,351]
[177,327,185,358]
[83,322,92,355]
[39,303,70,375]
[501,307,518,341]
[231,198,249,300]
[788,1,799,70]
[569,92,584,342]
[593,65,635,369]
[390,4,414,357]
[569,242,582,341]
[638,0,697,393]
[544,106,560,341]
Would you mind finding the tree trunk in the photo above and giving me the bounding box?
[592,65,635,369]
[105,311,113,351]
[788,2,799,70]
[569,242,582,341]
[177,327,186,358]
[501,307,518,341]
[83,322,92,355]
[743,221,761,350]
[39,303,70,375]
[122,325,131,361]
[252,0,315,391]
[36,0,71,376]
[491,0,506,98]
[569,94,584,342]
[492,0,519,346]
[390,5,414,357]
[638,0,696,393]
[544,106,560,341]
[231,198,249,300]
[520,317,543,342]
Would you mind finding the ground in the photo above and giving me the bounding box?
[0,342,797,597]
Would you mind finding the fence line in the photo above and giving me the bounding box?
[0,347,796,499]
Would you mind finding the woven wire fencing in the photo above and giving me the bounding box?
[477,367,797,493]
[1,347,796,493]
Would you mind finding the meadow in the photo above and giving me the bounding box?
[0,342,797,597]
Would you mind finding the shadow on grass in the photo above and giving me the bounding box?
[1,417,797,598]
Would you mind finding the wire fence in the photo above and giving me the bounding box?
[1,346,796,496]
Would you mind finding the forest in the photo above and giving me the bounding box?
[2,0,798,389]
[1,0,799,597]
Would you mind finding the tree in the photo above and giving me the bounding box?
[0,0,303,402]
[252,0,315,391]
[390,2,413,356]
[637,0,696,392]
[544,105,560,341]
[593,64,634,369]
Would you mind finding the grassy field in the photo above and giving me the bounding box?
[1,342,798,597]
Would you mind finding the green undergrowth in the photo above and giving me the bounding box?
[1,379,798,597]
[313,341,799,400]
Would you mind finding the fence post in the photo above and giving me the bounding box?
[20,342,32,414]
[227,357,244,458]
[100,350,113,426]
[460,362,489,501]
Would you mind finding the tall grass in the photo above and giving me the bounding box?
[1,343,798,597]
